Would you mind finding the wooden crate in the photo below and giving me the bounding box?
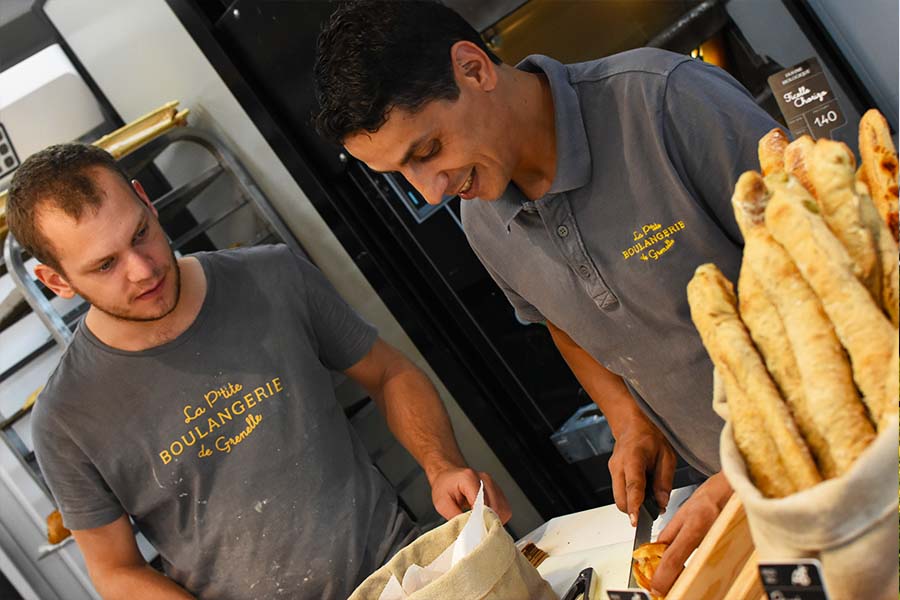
[667,495,766,600]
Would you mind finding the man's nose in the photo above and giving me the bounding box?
[404,166,449,206]
[126,251,156,282]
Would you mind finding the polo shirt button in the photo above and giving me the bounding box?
[557,225,569,238]
[578,265,591,278]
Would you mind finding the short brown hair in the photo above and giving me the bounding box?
[7,143,130,272]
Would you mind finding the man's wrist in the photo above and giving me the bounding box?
[424,456,467,486]
[704,472,733,508]
[609,406,654,440]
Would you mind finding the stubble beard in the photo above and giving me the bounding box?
[76,247,183,323]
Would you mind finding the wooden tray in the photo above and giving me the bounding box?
[667,494,765,600]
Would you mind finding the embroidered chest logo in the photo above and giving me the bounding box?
[621,220,686,261]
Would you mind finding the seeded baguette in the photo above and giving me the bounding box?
[888,334,899,413]
[732,174,807,436]
[765,182,895,428]
[737,267,836,472]
[807,140,882,305]
[688,263,821,496]
[734,172,872,477]
[855,181,900,327]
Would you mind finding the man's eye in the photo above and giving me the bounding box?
[135,225,148,240]
[420,141,441,161]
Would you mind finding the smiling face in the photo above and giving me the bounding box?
[34,167,180,322]
[343,42,519,205]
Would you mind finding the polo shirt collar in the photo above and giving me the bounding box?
[491,54,593,230]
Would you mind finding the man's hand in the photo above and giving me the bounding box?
[650,472,732,595]
[543,321,676,523]
[344,340,512,524]
[429,467,512,524]
[608,419,677,525]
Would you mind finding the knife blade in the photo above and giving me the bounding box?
[627,479,661,588]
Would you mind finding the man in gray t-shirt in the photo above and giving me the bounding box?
[8,143,511,599]
[314,1,779,594]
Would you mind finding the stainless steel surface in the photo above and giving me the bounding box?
[3,235,73,348]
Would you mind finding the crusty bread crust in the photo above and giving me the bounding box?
[784,135,818,198]
[855,181,900,327]
[808,140,881,304]
[733,171,873,477]
[758,128,790,176]
[858,109,899,242]
[688,264,821,496]
[766,183,895,428]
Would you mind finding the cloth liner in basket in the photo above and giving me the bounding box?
[720,412,899,600]
[348,507,557,600]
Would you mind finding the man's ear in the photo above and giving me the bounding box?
[132,179,158,218]
[34,263,78,299]
[450,41,498,92]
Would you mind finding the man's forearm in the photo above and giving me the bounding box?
[92,564,194,600]
[546,321,649,437]
[374,356,467,483]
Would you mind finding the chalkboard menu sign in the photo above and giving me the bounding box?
[767,57,845,140]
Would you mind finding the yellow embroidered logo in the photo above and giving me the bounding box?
[158,376,284,464]
[621,220,686,261]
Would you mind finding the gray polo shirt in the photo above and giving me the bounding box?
[461,49,780,475]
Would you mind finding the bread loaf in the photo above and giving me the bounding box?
[858,109,899,241]
[758,128,789,176]
[688,264,821,496]
[784,135,818,198]
[734,172,873,477]
[766,183,895,428]
[807,140,881,304]
[855,181,900,327]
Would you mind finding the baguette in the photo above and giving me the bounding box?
[856,181,900,327]
[737,267,841,474]
[858,109,899,241]
[734,172,872,477]
[888,334,899,415]
[758,128,789,176]
[688,264,821,496]
[765,183,895,428]
[784,135,818,198]
[808,140,881,303]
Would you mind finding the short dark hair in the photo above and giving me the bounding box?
[7,143,129,272]
[314,0,501,144]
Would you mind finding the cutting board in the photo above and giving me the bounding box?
[517,486,697,596]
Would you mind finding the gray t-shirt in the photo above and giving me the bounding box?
[462,49,780,474]
[32,245,416,599]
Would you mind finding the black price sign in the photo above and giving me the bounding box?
[767,57,845,140]
[607,590,650,600]
[758,559,831,599]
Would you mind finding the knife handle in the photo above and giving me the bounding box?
[643,477,660,521]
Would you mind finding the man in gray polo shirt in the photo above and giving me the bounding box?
[315,1,780,594]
